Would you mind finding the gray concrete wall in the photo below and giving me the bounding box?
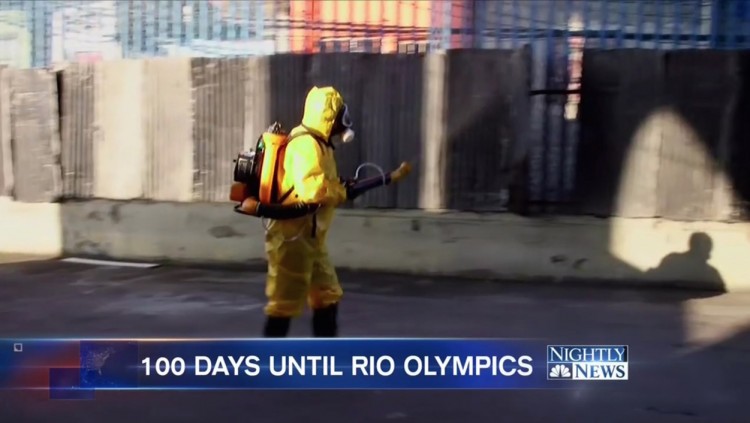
[2,198,748,292]
[2,50,750,293]
[2,68,62,202]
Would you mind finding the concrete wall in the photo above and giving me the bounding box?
[53,51,530,210]
[2,50,750,293]
[0,67,62,202]
[2,198,748,292]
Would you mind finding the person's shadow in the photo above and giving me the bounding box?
[644,232,726,293]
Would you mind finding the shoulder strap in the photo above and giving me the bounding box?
[287,130,329,150]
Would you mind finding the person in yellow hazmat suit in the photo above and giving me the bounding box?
[260,86,356,338]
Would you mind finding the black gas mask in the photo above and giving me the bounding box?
[330,104,355,145]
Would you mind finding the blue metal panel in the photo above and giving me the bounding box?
[511,0,519,48]
[441,0,452,50]
[472,0,486,48]
[617,0,626,48]
[673,1,681,48]
[691,0,700,48]
[636,1,644,47]
[711,0,721,47]
[656,0,665,49]
[0,0,746,69]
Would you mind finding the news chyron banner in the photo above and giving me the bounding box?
[0,339,628,399]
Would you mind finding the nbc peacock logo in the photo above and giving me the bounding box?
[548,364,572,380]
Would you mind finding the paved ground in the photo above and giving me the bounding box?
[0,257,748,423]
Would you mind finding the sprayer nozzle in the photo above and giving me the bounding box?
[391,162,412,182]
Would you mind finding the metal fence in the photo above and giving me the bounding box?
[1,0,748,210]
[0,0,747,69]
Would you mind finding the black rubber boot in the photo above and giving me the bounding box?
[263,316,291,338]
[312,303,339,337]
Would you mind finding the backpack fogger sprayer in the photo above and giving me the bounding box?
[230,122,412,220]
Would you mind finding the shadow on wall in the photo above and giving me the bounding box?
[576,49,750,221]
[567,48,749,292]
[644,232,726,293]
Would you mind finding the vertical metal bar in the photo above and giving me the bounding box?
[44,1,52,66]
[490,2,504,48]
[169,0,178,45]
[529,0,537,47]
[134,0,144,57]
[229,0,239,41]
[120,0,131,58]
[672,0,681,48]
[473,0,484,48]
[33,0,40,67]
[381,0,387,52]
[635,0,643,47]
[617,0,626,48]
[564,0,572,49]
[353,0,359,48]
[253,2,266,41]
[546,0,557,201]
[146,1,156,55]
[396,0,402,49]
[582,0,589,44]
[655,0,664,49]
[727,0,737,49]
[560,0,571,201]
[710,0,720,48]
[511,0,518,48]
[34,0,44,67]
[441,0,451,50]
[462,0,469,48]
[239,0,248,41]
[185,0,194,46]
[156,1,166,54]
[198,0,208,41]
[690,0,699,48]
[212,0,222,41]
[599,0,608,48]
[331,0,338,51]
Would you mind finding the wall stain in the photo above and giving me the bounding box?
[210,226,244,238]
[550,255,567,264]
[573,258,588,269]
[86,211,104,221]
[411,219,421,232]
[109,203,122,223]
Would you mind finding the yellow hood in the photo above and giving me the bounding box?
[299,86,345,140]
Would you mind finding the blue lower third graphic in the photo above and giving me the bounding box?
[547,345,628,381]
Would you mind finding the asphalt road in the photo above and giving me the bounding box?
[0,257,748,423]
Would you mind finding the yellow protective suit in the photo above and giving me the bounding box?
[264,86,349,318]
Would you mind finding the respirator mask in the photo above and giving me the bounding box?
[331,104,355,145]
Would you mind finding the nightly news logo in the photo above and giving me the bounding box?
[547,345,628,381]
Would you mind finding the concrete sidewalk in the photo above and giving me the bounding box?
[0,258,749,422]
